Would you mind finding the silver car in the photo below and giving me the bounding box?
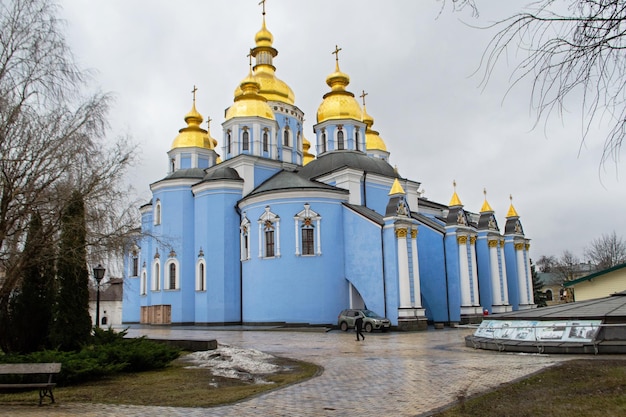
[337,309,391,333]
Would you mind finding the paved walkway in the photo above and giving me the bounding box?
[0,327,585,416]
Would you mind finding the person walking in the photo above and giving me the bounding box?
[355,313,365,341]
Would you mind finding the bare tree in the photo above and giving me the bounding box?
[536,254,558,272]
[585,231,626,270]
[473,1,626,163]
[0,0,137,304]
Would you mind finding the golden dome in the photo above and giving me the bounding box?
[225,71,275,121]
[171,102,212,149]
[302,136,315,165]
[316,62,362,123]
[363,105,387,152]
[233,15,295,105]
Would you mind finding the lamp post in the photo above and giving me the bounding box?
[93,264,106,328]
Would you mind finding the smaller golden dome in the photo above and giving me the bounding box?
[225,71,275,121]
[389,178,405,196]
[480,188,493,213]
[171,101,212,150]
[255,17,273,48]
[363,105,387,152]
[302,136,315,165]
[449,180,463,207]
[506,194,519,217]
[317,49,362,123]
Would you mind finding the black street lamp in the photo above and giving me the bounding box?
[93,264,106,328]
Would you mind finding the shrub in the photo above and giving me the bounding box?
[0,328,180,385]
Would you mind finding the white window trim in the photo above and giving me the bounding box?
[240,215,251,261]
[165,258,180,290]
[154,199,162,225]
[152,259,161,291]
[258,206,280,258]
[140,268,147,296]
[196,258,206,291]
[294,203,322,256]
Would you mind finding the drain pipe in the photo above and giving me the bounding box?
[235,204,243,325]
[381,224,387,318]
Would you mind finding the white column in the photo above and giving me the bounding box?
[410,228,422,308]
[275,221,281,257]
[258,223,263,258]
[524,242,533,304]
[516,243,528,305]
[397,228,412,309]
[499,240,509,304]
[469,236,480,307]
[458,235,471,307]
[316,218,322,255]
[294,219,300,256]
[488,240,501,303]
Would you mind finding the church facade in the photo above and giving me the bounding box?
[122,11,535,329]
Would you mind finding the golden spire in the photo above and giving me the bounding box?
[204,116,216,150]
[480,188,493,213]
[448,180,463,207]
[360,90,387,152]
[389,178,406,196]
[506,194,519,217]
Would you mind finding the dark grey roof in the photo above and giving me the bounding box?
[165,168,206,180]
[418,198,447,211]
[298,150,398,180]
[203,165,242,181]
[89,278,123,302]
[412,212,445,233]
[491,293,626,322]
[245,170,346,198]
[344,203,384,225]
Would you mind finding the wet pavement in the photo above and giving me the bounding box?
[0,326,589,416]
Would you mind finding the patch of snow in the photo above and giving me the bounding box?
[183,344,284,384]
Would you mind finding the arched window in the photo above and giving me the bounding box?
[355,130,360,151]
[130,248,139,277]
[227,131,232,153]
[168,263,176,290]
[154,200,162,225]
[242,130,249,151]
[141,269,147,295]
[283,129,289,147]
[294,203,322,256]
[297,131,301,149]
[322,132,327,153]
[240,215,251,261]
[196,259,206,291]
[545,289,553,301]
[258,206,280,258]
[337,130,344,150]
[263,131,269,152]
[152,260,161,291]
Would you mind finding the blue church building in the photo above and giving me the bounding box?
[122,10,535,330]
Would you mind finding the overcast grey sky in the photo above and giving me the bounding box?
[58,0,626,262]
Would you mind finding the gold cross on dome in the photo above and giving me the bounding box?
[332,45,342,64]
[247,48,253,69]
[191,85,198,103]
[259,0,266,15]
[206,116,212,130]
[360,90,368,106]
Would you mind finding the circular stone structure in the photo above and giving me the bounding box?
[465,292,626,354]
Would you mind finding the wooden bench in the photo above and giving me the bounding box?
[0,363,62,405]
